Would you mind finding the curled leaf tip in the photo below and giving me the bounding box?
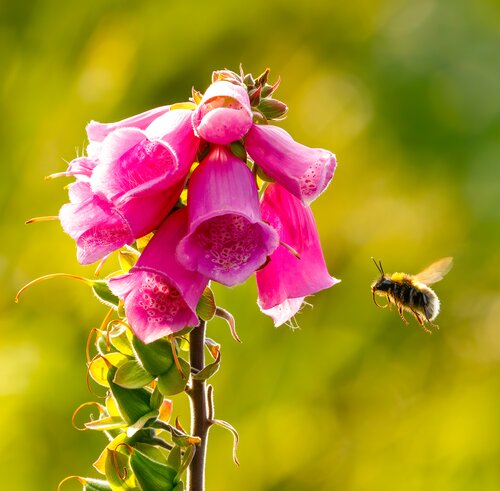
[15,273,92,303]
[58,476,86,491]
[211,419,240,466]
[215,307,241,343]
[72,401,105,431]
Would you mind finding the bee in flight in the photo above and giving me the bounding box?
[370,257,453,333]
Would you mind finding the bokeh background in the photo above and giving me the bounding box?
[1,0,500,489]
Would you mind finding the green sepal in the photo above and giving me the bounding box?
[229,141,247,163]
[92,280,120,309]
[192,352,220,381]
[196,287,216,321]
[256,165,274,183]
[113,359,154,389]
[172,483,184,491]
[108,368,155,425]
[130,449,178,491]
[132,337,174,377]
[157,358,190,396]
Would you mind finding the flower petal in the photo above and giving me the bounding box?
[109,208,209,343]
[192,81,253,144]
[177,146,279,286]
[245,124,337,205]
[256,183,339,325]
[90,128,178,200]
[59,184,134,265]
[86,105,170,143]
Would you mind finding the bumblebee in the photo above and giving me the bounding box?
[371,257,453,333]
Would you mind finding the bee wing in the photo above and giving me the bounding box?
[415,257,453,285]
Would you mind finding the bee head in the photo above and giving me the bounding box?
[370,257,390,292]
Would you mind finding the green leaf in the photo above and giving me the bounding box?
[196,287,216,321]
[92,280,120,308]
[157,358,190,396]
[132,337,174,377]
[113,360,154,389]
[130,450,177,491]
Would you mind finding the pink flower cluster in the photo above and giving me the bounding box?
[59,70,339,343]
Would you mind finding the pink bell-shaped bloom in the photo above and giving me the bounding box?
[192,81,253,145]
[256,183,339,326]
[177,146,279,287]
[245,124,337,205]
[109,208,209,343]
[59,182,134,265]
[91,109,199,201]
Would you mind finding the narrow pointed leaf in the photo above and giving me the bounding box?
[192,352,221,381]
[93,280,120,308]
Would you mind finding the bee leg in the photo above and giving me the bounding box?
[397,305,409,325]
[372,290,388,309]
[411,309,432,334]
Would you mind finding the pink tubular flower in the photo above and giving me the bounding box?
[245,124,337,205]
[59,182,134,265]
[192,81,253,144]
[256,183,339,326]
[177,146,279,287]
[60,109,199,265]
[108,208,209,343]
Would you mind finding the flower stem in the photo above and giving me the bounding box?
[187,320,210,491]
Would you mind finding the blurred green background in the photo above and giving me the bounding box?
[1,0,500,489]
